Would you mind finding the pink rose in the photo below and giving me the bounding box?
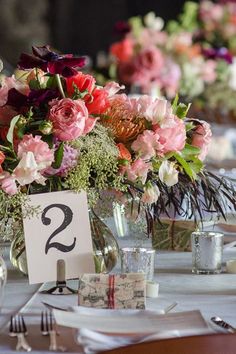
[17,134,54,170]
[141,184,160,204]
[131,130,164,159]
[191,120,212,161]
[126,158,152,184]
[49,98,95,141]
[153,116,186,154]
[0,76,29,107]
[132,46,164,90]
[0,172,18,195]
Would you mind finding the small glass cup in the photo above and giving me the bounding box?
[120,247,155,281]
[191,231,224,274]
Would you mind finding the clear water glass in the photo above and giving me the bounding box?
[191,231,224,274]
[120,247,155,281]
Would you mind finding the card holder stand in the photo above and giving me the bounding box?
[40,259,77,295]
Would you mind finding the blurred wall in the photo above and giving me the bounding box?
[0,0,49,68]
[0,0,198,68]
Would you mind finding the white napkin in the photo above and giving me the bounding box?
[54,307,212,354]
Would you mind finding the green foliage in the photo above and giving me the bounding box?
[66,124,126,204]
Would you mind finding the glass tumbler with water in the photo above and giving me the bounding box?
[191,231,224,274]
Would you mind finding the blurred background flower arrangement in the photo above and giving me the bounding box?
[0,45,236,255]
[95,0,236,124]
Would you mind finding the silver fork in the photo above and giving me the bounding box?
[41,310,66,352]
[9,315,32,352]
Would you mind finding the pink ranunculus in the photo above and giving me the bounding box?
[191,120,212,161]
[49,98,94,141]
[0,105,18,125]
[17,134,54,170]
[131,130,164,160]
[86,88,110,115]
[66,72,96,97]
[126,158,152,184]
[141,184,160,204]
[0,172,18,195]
[153,116,186,154]
[0,76,29,107]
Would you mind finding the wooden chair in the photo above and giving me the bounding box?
[99,333,236,354]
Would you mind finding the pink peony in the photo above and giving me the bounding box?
[49,98,95,141]
[141,184,160,204]
[131,130,164,159]
[0,76,29,107]
[153,116,186,154]
[17,134,54,170]
[191,120,212,161]
[0,172,18,195]
[126,158,152,184]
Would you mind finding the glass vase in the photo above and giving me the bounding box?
[0,255,7,310]
[10,209,120,275]
[90,209,119,273]
[10,236,28,275]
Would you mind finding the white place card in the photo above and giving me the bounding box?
[23,190,95,284]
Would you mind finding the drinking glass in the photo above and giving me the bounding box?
[191,231,224,274]
[120,247,155,281]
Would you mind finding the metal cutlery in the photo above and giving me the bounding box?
[41,310,67,352]
[9,315,32,352]
[211,316,236,333]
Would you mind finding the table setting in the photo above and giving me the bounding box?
[1,24,236,354]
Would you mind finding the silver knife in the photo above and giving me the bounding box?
[211,316,236,333]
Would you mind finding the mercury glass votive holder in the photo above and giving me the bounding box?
[120,247,155,281]
[191,231,224,274]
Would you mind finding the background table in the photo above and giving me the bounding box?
[1,246,236,353]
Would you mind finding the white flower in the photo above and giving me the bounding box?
[141,184,160,204]
[159,160,179,187]
[13,152,46,186]
[144,12,164,31]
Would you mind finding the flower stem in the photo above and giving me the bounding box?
[56,74,65,98]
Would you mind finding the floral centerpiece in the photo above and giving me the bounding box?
[0,45,235,256]
[167,0,236,120]
[97,4,236,122]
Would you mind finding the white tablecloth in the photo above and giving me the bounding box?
[1,246,236,353]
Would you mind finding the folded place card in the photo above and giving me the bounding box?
[78,273,146,309]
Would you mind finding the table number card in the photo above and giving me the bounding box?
[23,190,95,284]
